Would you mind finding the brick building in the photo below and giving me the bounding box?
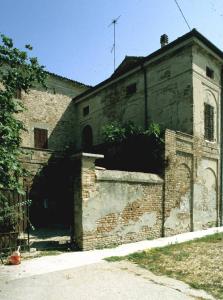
[17,29,223,249]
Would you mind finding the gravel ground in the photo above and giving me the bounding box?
[0,261,214,300]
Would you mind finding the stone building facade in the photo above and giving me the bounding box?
[18,73,90,227]
[16,29,223,249]
[19,72,89,151]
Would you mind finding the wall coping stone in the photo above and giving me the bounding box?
[21,146,56,153]
[71,152,104,160]
[96,169,163,184]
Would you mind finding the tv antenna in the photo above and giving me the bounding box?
[108,15,121,72]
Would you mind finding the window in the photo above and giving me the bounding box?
[204,103,214,141]
[206,67,214,79]
[34,128,48,149]
[83,105,89,116]
[126,83,137,96]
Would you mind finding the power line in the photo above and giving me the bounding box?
[108,15,121,72]
[174,0,191,31]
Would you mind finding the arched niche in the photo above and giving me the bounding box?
[204,89,218,142]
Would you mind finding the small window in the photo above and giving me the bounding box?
[34,128,48,149]
[206,67,214,79]
[126,83,137,96]
[83,105,89,116]
[204,103,214,141]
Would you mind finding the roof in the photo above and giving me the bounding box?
[110,56,144,79]
[46,71,92,88]
[74,29,223,102]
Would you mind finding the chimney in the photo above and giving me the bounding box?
[160,34,169,48]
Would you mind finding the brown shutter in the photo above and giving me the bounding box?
[204,104,214,141]
[34,128,48,149]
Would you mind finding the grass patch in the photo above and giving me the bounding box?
[105,233,223,299]
[104,256,124,262]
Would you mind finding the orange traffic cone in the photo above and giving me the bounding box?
[9,246,21,265]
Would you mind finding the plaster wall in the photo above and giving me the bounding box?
[147,46,193,134]
[75,46,194,150]
[192,44,221,142]
[75,71,145,149]
[72,154,163,250]
[193,158,218,230]
[164,130,220,236]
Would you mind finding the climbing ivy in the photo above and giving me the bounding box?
[0,34,46,193]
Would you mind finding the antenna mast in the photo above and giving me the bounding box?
[108,15,121,71]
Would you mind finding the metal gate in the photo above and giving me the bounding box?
[0,189,31,253]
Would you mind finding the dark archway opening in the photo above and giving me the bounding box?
[82,125,93,151]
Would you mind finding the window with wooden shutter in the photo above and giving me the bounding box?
[204,103,214,141]
[34,128,48,149]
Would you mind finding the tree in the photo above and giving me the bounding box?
[0,34,46,192]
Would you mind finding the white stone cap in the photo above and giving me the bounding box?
[71,152,104,160]
[96,169,163,184]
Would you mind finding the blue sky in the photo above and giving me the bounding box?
[1,0,223,86]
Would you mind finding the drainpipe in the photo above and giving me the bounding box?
[220,67,223,226]
[141,63,148,130]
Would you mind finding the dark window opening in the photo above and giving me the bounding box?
[126,83,137,96]
[204,103,214,141]
[206,67,214,79]
[82,125,93,150]
[83,105,89,116]
[34,128,48,149]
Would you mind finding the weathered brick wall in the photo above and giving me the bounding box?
[72,153,163,250]
[164,129,220,236]
[21,147,54,186]
[18,74,88,151]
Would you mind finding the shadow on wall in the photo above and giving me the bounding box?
[45,100,77,152]
[28,153,74,229]
[93,134,165,175]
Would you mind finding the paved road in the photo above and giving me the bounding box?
[0,261,214,300]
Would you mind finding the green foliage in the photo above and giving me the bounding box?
[102,121,126,143]
[100,121,164,173]
[102,121,163,143]
[0,34,46,193]
[0,34,46,232]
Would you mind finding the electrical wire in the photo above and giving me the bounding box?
[174,0,191,31]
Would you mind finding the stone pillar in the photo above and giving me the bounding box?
[70,152,104,250]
